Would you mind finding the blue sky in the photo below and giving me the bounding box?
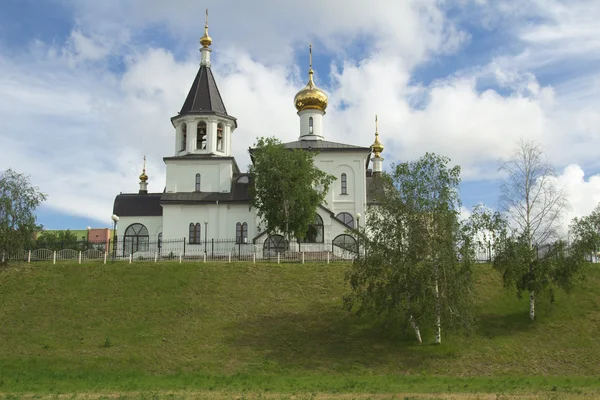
[1,0,600,230]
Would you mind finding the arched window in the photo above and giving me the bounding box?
[236,222,248,244]
[336,212,354,229]
[341,173,347,195]
[303,214,324,243]
[237,176,249,184]
[124,223,149,255]
[189,223,201,244]
[333,234,357,253]
[181,124,187,151]
[217,123,224,151]
[195,173,201,192]
[263,234,287,257]
[197,121,207,150]
[309,117,313,134]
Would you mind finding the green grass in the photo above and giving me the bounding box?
[0,261,599,398]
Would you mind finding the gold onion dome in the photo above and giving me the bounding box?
[200,9,212,48]
[139,156,148,182]
[294,45,328,113]
[371,115,384,158]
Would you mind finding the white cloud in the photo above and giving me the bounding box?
[1,0,600,230]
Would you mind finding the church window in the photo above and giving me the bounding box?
[302,214,324,243]
[263,234,287,258]
[341,173,347,195]
[123,223,149,255]
[236,222,248,244]
[197,121,207,150]
[195,173,201,192]
[217,123,224,151]
[189,222,201,244]
[333,234,358,253]
[336,212,354,229]
[309,117,313,134]
[181,124,187,151]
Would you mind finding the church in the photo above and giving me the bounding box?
[112,14,385,258]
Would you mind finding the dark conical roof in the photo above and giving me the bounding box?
[180,65,228,115]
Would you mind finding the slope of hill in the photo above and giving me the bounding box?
[0,262,599,397]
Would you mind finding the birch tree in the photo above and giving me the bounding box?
[496,140,568,320]
[344,153,475,344]
[248,137,335,244]
[0,169,46,265]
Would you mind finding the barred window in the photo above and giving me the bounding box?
[341,173,347,195]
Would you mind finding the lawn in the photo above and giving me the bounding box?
[0,261,599,398]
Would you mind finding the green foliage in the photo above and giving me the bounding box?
[0,168,46,263]
[248,137,335,241]
[36,229,80,251]
[487,216,591,314]
[345,153,475,342]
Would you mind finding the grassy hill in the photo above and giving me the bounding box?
[0,261,599,398]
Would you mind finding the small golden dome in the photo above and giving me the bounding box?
[371,115,384,158]
[294,45,328,113]
[139,156,148,182]
[200,9,212,48]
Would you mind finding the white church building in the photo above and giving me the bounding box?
[112,16,385,258]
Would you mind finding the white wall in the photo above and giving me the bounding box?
[314,151,369,224]
[162,203,255,241]
[165,159,234,193]
[116,216,163,241]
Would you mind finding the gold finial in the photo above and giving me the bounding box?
[200,8,212,48]
[293,44,328,113]
[371,114,384,158]
[139,155,148,182]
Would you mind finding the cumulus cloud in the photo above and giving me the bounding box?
[1,0,600,230]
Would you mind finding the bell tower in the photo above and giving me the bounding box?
[170,9,237,158]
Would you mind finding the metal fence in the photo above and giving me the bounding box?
[1,237,360,264]
[4,238,585,265]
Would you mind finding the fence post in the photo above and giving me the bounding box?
[1,251,4,264]
[28,250,31,264]
[327,251,330,264]
[203,253,206,263]
[212,238,214,257]
[277,252,280,264]
[53,251,56,265]
[302,252,305,264]
[104,251,107,264]
[78,251,82,264]
[179,253,182,263]
[129,254,132,264]
[183,238,186,257]
[154,252,158,263]
[253,252,256,264]
[228,252,231,263]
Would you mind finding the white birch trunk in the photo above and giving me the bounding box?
[409,315,422,344]
[529,290,535,320]
[434,278,441,345]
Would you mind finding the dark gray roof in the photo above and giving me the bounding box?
[180,65,228,116]
[113,193,163,217]
[283,140,371,152]
[160,179,250,205]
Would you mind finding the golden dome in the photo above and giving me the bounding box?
[200,9,212,48]
[371,115,384,158]
[294,45,328,113]
[139,156,148,182]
